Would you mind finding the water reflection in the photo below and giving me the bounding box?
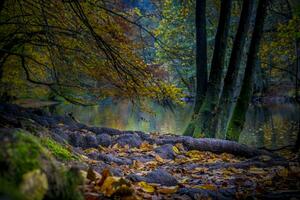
[51,100,299,148]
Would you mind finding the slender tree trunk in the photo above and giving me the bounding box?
[192,0,232,138]
[212,0,254,138]
[184,0,208,136]
[226,0,268,141]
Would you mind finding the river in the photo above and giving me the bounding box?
[49,99,299,149]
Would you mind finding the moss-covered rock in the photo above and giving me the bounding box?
[20,169,48,200]
[0,129,83,200]
[41,137,77,161]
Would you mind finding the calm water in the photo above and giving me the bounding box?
[50,100,299,148]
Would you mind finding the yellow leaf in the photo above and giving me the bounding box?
[155,154,164,163]
[84,148,98,154]
[175,143,185,151]
[194,184,217,191]
[137,181,155,193]
[249,167,266,175]
[140,142,153,151]
[193,167,208,173]
[172,146,180,154]
[277,168,288,177]
[186,150,202,158]
[132,160,145,169]
[157,186,178,194]
[100,176,121,197]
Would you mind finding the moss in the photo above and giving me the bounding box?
[41,137,77,161]
[0,130,43,183]
[0,129,83,200]
[45,168,83,200]
[0,178,24,200]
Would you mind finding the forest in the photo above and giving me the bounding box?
[0,0,299,199]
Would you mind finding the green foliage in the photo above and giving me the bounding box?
[154,0,196,90]
[260,16,300,80]
[41,138,77,161]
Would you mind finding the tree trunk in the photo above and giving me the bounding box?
[212,0,254,138]
[294,36,300,152]
[192,0,232,138]
[183,0,208,136]
[0,0,4,13]
[226,0,268,141]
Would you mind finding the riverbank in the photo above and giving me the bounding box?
[0,103,299,199]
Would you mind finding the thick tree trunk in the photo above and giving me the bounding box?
[212,0,254,139]
[294,38,300,151]
[192,0,232,138]
[226,0,268,141]
[0,0,4,13]
[184,0,208,136]
[194,0,208,114]
[287,0,300,152]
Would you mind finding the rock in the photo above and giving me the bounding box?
[178,188,231,200]
[131,155,153,163]
[135,131,155,143]
[154,144,176,159]
[114,134,142,148]
[96,134,112,147]
[68,132,83,147]
[52,128,69,141]
[88,127,122,136]
[51,133,67,144]
[82,135,98,148]
[145,169,178,186]
[97,153,132,165]
[87,151,100,160]
[127,174,146,182]
[20,169,48,200]
[93,165,124,177]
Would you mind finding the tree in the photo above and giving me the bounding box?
[212,0,254,139]
[185,0,232,137]
[0,0,181,104]
[226,0,269,141]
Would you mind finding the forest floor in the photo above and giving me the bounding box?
[0,103,299,200]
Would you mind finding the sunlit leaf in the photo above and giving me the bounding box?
[137,181,155,193]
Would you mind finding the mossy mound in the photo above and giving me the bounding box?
[0,129,83,200]
[41,137,78,161]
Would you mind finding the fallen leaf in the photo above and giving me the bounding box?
[99,176,121,197]
[137,181,155,193]
[172,146,180,154]
[175,143,185,151]
[186,150,202,159]
[132,160,145,169]
[87,167,97,181]
[98,168,112,187]
[277,167,288,177]
[155,154,164,163]
[194,184,217,191]
[249,167,266,175]
[157,186,178,194]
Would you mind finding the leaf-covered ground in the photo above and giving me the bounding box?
[81,137,299,200]
[0,103,299,200]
